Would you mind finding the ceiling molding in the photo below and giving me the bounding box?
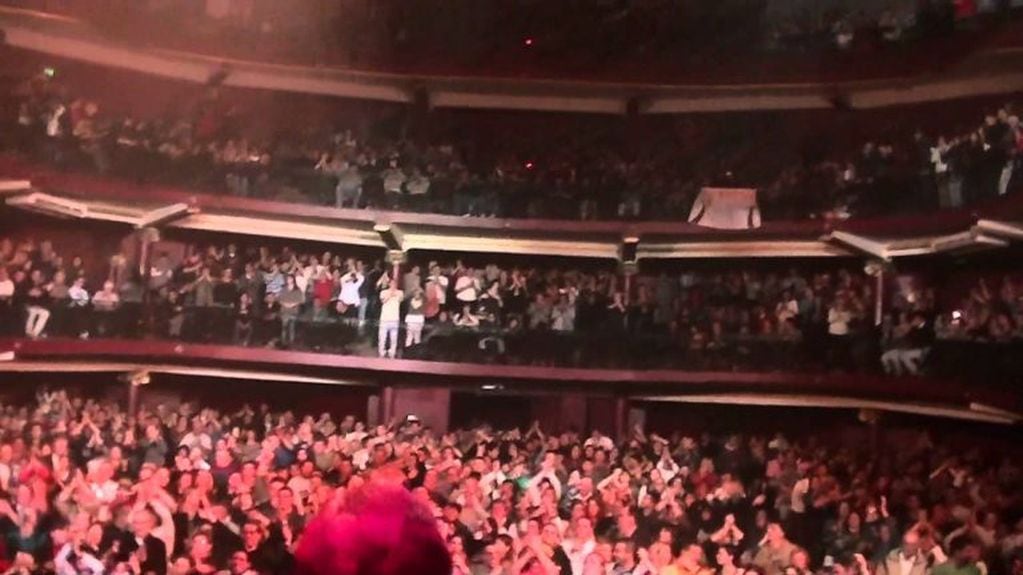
[3,8,1023,114]
[975,219,1023,240]
[636,393,1020,425]
[169,213,382,247]
[0,360,367,386]
[0,179,31,194]
[6,191,144,224]
[137,202,194,228]
[402,232,621,260]
[4,187,1017,261]
[638,240,851,259]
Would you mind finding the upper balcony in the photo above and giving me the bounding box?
[2,3,1023,114]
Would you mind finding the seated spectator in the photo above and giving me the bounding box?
[881,312,934,375]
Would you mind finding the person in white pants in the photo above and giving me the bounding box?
[25,306,50,338]
[880,313,932,376]
[24,271,50,339]
[378,281,403,358]
[405,291,425,348]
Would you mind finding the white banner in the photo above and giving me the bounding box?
[688,187,761,229]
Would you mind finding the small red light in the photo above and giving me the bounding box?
[524,38,534,47]
[525,161,534,169]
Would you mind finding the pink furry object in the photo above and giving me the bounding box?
[294,481,452,575]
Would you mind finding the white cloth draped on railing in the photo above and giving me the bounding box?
[688,187,762,230]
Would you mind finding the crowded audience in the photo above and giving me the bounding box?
[4,68,1021,224]
[932,275,1023,343]
[0,387,1019,574]
[14,224,1023,378]
[0,232,880,372]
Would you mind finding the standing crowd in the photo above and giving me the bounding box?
[1,233,881,371]
[0,388,1020,575]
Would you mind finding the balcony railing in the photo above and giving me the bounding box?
[3,301,830,373]
[7,300,1023,387]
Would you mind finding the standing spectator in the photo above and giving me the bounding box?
[403,265,422,300]
[664,543,713,575]
[235,263,262,305]
[932,137,958,208]
[934,536,983,575]
[754,523,798,575]
[337,262,364,319]
[378,280,403,358]
[126,508,169,575]
[424,263,449,320]
[278,275,305,348]
[149,253,175,294]
[262,262,285,298]
[405,290,425,348]
[454,267,480,308]
[877,530,929,575]
[827,294,854,369]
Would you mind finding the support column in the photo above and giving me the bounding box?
[622,260,638,299]
[622,261,638,330]
[126,370,150,416]
[366,394,381,427]
[379,386,396,425]
[614,396,629,443]
[874,266,884,326]
[127,380,140,417]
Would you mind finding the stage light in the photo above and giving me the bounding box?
[43,67,55,78]
[524,161,534,170]
[524,37,534,47]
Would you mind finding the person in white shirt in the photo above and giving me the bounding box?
[827,295,855,369]
[54,540,105,575]
[179,419,213,454]
[584,430,614,452]
[337,267,364,318]
[425,263,449,317]
[0,267,14,301]
[382,160,406,208]
[91,281,120,312]
[455,268,480,304]
[405,291,426,348]
[378,281,404,358]
[562,516,597,575]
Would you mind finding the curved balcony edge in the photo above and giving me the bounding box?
[0,337,1013,415]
